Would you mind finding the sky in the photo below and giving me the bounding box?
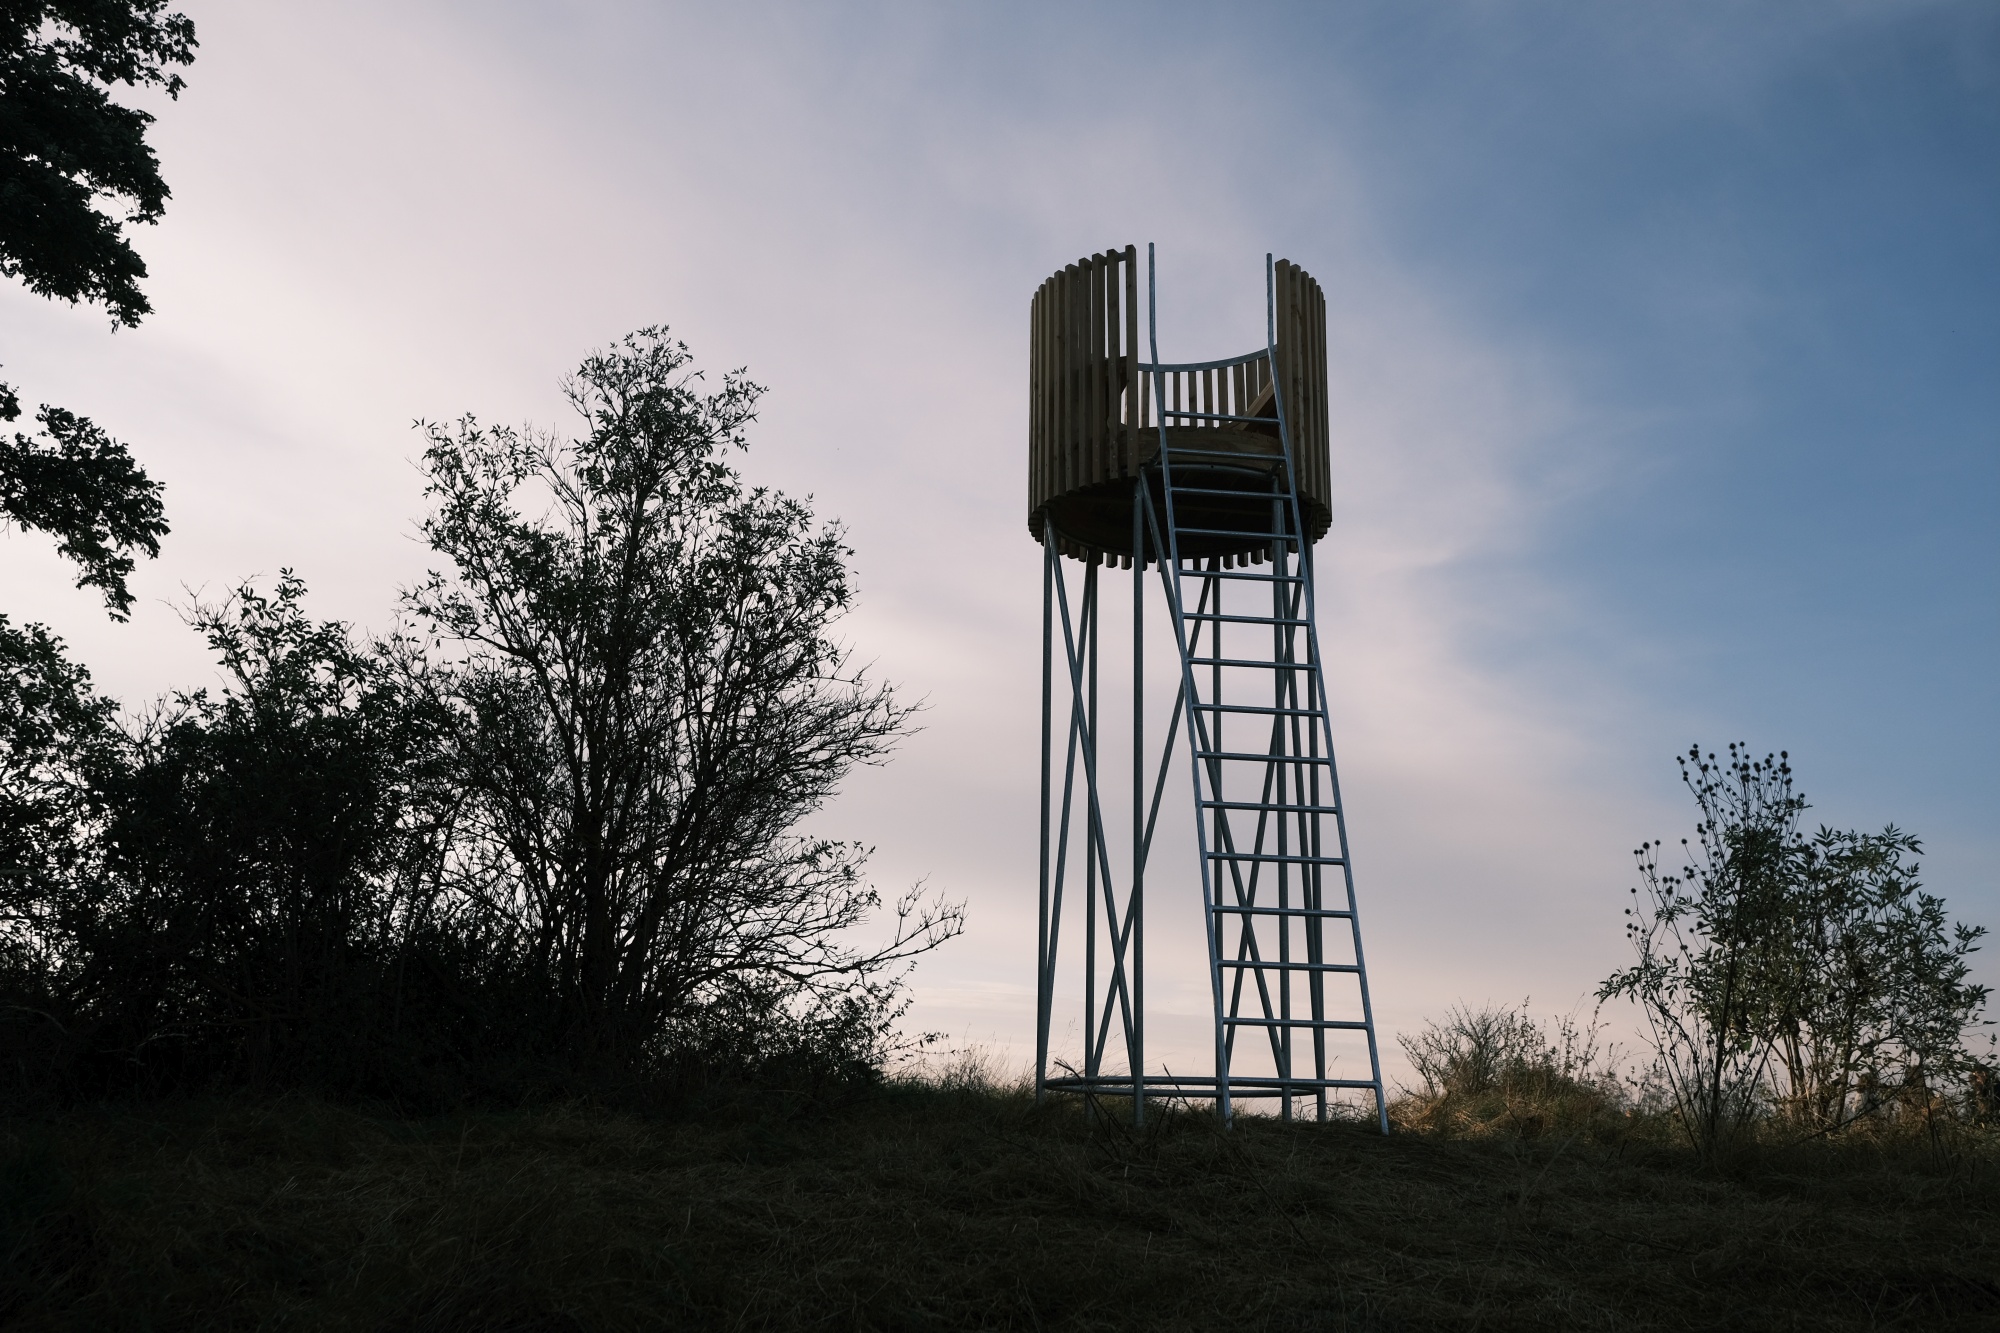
[5,1,1996,1086]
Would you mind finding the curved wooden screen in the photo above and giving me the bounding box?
[1027,247,1331,564]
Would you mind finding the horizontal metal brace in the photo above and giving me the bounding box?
[1042,1074,1381,1096]
[1202,1077,1384,1091]
[1201,799,1342,814]
[1205,850,1346,864]
[1221,1017,1372,1030]
[1211,904,1353,919]
[1216,960,1363,974]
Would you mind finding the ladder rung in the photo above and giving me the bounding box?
[1195,750,1336,765]
[1176,527,1297,542]
[1164,447,1283,462]
[1202,800,1341,814]
[1178,569,1303,584]
[1186,656,1309,669]
[1221,1017,1371,1030]
[1206,851,1346,864]
[1211,905,1353,918]
[1183,612,1309,626]
[1216,960,1362,974]
[1191,703,1319,716]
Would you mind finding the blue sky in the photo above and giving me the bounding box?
[5,1,1995,1079]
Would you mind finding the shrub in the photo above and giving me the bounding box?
[1392,1001,1626,1139]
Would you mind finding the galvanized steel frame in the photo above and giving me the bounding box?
[1035,249,1387,1131]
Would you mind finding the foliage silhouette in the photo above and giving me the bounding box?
[406,327,962,1077]
[0,1,196,325]
[0,396,166,617]
[1602,744,1989,1155]
[0,330,959,1105]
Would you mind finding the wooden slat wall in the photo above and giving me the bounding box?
[1269,259,1331,520]
[1029,247,1329,560]
[1029,245,1137,557]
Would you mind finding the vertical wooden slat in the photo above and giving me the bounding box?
[1316,272,1327,509]
[1049,272,1061,509]
[1086,252,1101,490]
[1104,249,1120,482]
[1123,245,1139,477]
[1042,280,1055,518]
[1063,262,1079,499]
[1052,268,1065,504]
[1082,255,1092,486]
[1045,275,1056,508]
[1105,250,1118,480]
[1030,285,1042,528]
[1309,270,1323,508]
[1086,251,1102,489]
[1317,277,1329,507]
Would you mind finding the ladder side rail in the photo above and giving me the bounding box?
[1084,562,1097,1093]
[1142,247,1233,1119]
[1130,482,1144,1122]
[1140,482,1234,1117]
[1281,566,1332,1118]
[1265,253,1388,1131]
[1271,501,1296,1112]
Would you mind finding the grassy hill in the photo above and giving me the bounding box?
[4,1081,1997,1331]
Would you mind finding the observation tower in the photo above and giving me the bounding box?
[1030,245,1386,1128]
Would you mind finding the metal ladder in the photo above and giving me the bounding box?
[1141,248,1387,1127]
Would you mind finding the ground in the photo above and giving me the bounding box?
[4,1084,1997,1330]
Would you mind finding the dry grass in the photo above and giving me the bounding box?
[3,1078,1998,1331]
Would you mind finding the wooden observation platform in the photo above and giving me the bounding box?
[1028,244,1331,565]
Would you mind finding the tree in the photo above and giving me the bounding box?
[407,328,960,1075]
[1,1,190,615]
[0,1,196,325]
[0,613,117,972]
[1602,745,1989,1154]
[1768,825,1989,1133]
[0,392,165,618]
[1601,747,1804,1153]
[76,574,447,1085]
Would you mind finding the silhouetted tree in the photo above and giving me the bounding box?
[407,328,961,1076]
[0,394,165,617]
[0,614,116,990]
[0,1,188,615]
[74,575,446,1085]
[0,1,196,325]
[1602,745,1988,1154]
